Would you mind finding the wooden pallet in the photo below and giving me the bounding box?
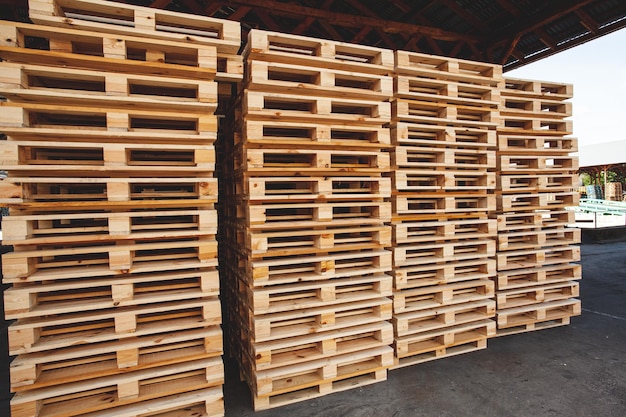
[395,75,500,108]
[395,50,502,86]
[246,60,393,100]
[236,147,390,175]
[4,268,219,319]
[248,346,391,411]
[544,227,581,247]
[243,249,392,285]
[0,63,217,112]
[496,263,581,290]
[243,273,392,315]
[242,296,392,343]
[393,99,499,129]
[494,316,573,337]
[2,237,218,280]
[498,155,578,173]
[393,170,495,192]
[0,176,218,206]
[2,208,217,244]
[10,357,223,417]
[496,210,574,233]
[244,201,391,229]
[393,239,495,267]
[496,246,580,272]
[0,21,219,75]
[496,281,579,310]
[393,319,495,366]
[393,279,494,313]
[242,120,391,149]
[393,218,496,245]
[502,78,573,101]
[496,192,579,212]
[0,101,217,135]
[8,297,221,355]
[246,321,393,372]
[498,116,573,136]
[500,97,572,119]
[9,326,222,390]
[393,147,495,171]
[72,387,225,417]
[0,140,215,175]
[244,90,391,124]
[393,193,496,217]
[497,135,577,155]
[244,29,394,75]
[496,298,581,330]
[392,122,496,149]
[241,176,390,202]
[393,299,495,337]
[242,224,391,257]
[497,174,576,193]
[497,229,547,251]
[394,258,496,290]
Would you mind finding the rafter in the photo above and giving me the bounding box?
[221,0,483,42]
[576,8,599,34]
[439,0,489,32]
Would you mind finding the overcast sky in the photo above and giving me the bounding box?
[506,28,626,148]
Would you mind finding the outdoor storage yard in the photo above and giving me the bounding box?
[2,233,626,416]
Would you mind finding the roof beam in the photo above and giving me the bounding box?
[439,0,489,32]
[576,9,599,34]
[221,0,482,42]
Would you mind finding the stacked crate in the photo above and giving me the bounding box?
[390,51,500,368]
[224,29,395,410]
[0,2,241,415]
[496,77,581,335]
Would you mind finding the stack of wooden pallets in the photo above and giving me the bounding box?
[495,77,581,335]
[0,0,241,414]
[222,29,396,410]
[390,51,501,368]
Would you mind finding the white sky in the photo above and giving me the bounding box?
[506,28,626,148]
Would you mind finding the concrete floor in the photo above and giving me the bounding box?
[1,234,625,417]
